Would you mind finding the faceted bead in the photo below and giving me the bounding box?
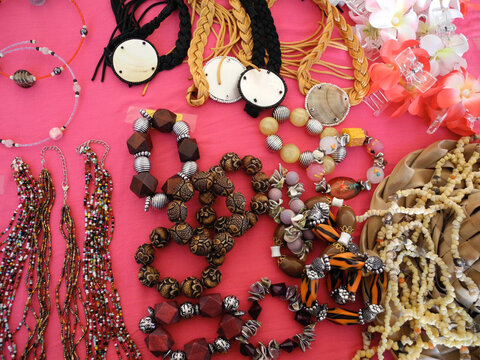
[184,338,211,360]
[259,117,279,135]
[240,343,257,357]
[127,131,152,154]
[295,309,313,326]
[154,301,180,325]
[306,163,325,182]
[329,177,361,200]
[152,109,176,132]
[199,293,223,317]
[289,108,309,127]
[278,255,305,278]
[271,283,287,297]
[280,144,300,163]
[279,339,299,353]
[366,166,385,184]
[162,175,184,197]
[217,314,243,339]
[248,301,262,320]
[178,138,200,162]
[130,172,158,197]
[146,327,174,355]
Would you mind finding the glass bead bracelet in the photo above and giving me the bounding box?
[0,41,80,148]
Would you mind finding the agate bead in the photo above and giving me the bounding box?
[289,108,309,127]
[280,144,300,163]
[259,117,279,135]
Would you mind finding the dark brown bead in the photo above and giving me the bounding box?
[206,252,225,266]
[184,338,210,360]
[172,179,194,202]
[189,233,212,256]
[279,339,299,353]
[214,216,228,234]
[157,277,180,299]
[167,200,187,223]
[250,193,269,215]
[193,226,211,237]
[277,255,305,278]
[212,176,235,197]
[162,175,183,198]
[209,165,225,179]
[135,243,155,265]
[295,309,312,326]
[245,211,258,229]
[150,227,170,248]
[199,191,216,206]
[220,152,241,172]
[305,195,331,209]
[199,293,223,317]
[271,283,287,297]
[225,214,249,237]
[192,171,214,192]
[201,266,222,289]
[240,343,256,357]
[212,232,234,255]
[181,276,203,298]
[226,192,246,214]
[217,314,243,339]
[127,131,152,154]
[146,327,174,355]
[130,173,158,198]
[154,301,179,325]
[170,222,193,245]
[251,171,269,193]
[273,224,287,246]
[138,265,159,287]
[152,109,176,132]
[178,138,200,162]
[336,205,357,234]
[242,155,262,175]
[196,206,217,228]
[248,301,262,320]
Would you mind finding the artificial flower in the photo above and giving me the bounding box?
[419,33,468,76]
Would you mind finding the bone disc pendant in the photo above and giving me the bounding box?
[112,39,159,85]
[203,56,246,103]
[238,68,286,109]
[305,83,350,126]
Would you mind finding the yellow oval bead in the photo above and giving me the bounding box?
[280,143,300,163]
[259,117,279,135]
[321,127,339,138]
[323,156,336,174]
[289,108,309,127]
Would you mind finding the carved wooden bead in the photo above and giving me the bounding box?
[220,152,242,172]
[193,226,211,238]
[135,243,155,265]
[167,200,188,223]
[207,252,226,266]
[189,233,213,256]
[212,176,235,197]
[251,172,269,193]
[150,227,170,248]
[273,224,287,246]
[242,155,262,175]
[246,211,258,228]
[225,214,249,237]
[199,191,216,206]
[212,232,235,255]
[201,266,222,288]
[192,171,215,192]
[181,277,204,298]
[138,265,160,287]
[251,193,269,215]
[226,192,246,214]
[196,206,217,228]
[209,165,226,179]
[127,131,153,154]
[214,216,228,234]
[157,277,180,299]
[162,175,184,197]
[170,222,194,245]
[152,109,176,132]
[172,179,194,202]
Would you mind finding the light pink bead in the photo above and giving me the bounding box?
[49,127,63,140]
[268,188,282,201]
[367,166,384,184]
[3,139,14,148]
[290,199,305,213]
[287,238,303,253]
[306,163,325,181]
[39,47,50,55]
[73,83,82,93]
[366,139,384,156]
[319,136,338,154]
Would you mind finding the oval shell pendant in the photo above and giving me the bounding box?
[13,70,36,88]
[329,177,361,200]
[203,56,246,103]
[305,83,350,126]
[238,68,286,109]
[112,39,159,85]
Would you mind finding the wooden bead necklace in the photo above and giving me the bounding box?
[0,41,81,148]
[140,293,245,359]
[127,108,200,211]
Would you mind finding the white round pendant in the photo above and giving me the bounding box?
[112,39,159,85]
[203,56,246,103]
[238,68,286,108]
[304,83,350,126]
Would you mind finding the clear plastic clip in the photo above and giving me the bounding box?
[395,47,437,93]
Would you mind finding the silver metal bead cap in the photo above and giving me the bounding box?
[306,119,323,135]
[173,121,190,138]
[331,146,347,163]
[181,161,198,179]
[179,302,196,319]
[134,156,151,173]
[151,193,168,209]
[213,337,231,353]
[272,105,290,123]
[134,151,151,159]
[266,135,283,152]
[299,151,314,167]
[169,350,186,360]
[133,117,150,133]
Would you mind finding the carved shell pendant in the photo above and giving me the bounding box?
[305,83,350,126]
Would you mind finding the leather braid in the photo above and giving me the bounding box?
[229,0,253,65]
[240,0,266,68]
[255,0,281,73]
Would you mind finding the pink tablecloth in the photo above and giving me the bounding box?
[0,1,479,359]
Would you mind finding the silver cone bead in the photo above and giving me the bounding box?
[299,151,314,167]
[306,119,323,135]
[173,121,190,140]
[331,146,347,163]
[180,161,198,179]
[266,135,283,152]
[272,105,290,123]
[133,117,150,133]
[151,193,168,209]
[134,156,151,173]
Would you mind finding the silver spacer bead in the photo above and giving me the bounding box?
[272,105,290,123]
[150,193,168,210]
[172,121,190,141]
[179,302,196,319]
[134,151,151,159]
[299,151,314,167]
[222,295,240,313]
[169,350,186,360]
[306,119,323,135]
[331,146,347,163]
[212,337,230,353]
[266,135,283,152]
[133,117,150,133]
[144,196,152,212]
[134,156,151,173]
[139,109,152,120]
[178,161,198,179]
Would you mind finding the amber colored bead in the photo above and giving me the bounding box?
[242,155,262,175]
[138,265,159,287]
[321,127,339,139]
[280,143,300,163]
[199,191,216,206]
[212,176,235,197]
[226,192,246,214]
[152,109,176,132]
[225,214,249,237]
[162,175,183,198]
[212,232,234,255]
[135,243,155,265]
[146,327,174,356]
[154,301,180,325]
[130,172,158,198]
[157,277,180,299]
[150,227,170,248]
[181,277,203,298]
[184,338,210,360]
[192,171,215,192]
[199,293,223,317]
[273,224,287,246]
[336,205,357,234]
[251,171,269,193]
[250,193,269,215]
[190,234,213,256]
[323,156,336,174]
[172,179,194,202]
[259,117,278,135]
[167,200,188,223]
[127,131,152,154]
[201,266,222,289]
[220,152,242,172]
[218,314,243,339]
[170,222,193,245]
[178,138,200,162]
[278,255,305,278]
[196,206,217,228]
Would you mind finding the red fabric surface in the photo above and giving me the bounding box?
[0,1,479,359]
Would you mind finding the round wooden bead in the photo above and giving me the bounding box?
[259,117,279,135]
[245,211,258,228]
[251,172,269,193]
[196,206,217,227]
[172,179,195,202]
[201,266,222,288]
[289,108,309,127]
[214,216,228,234]
[150,227,171,248]
[321,127,339,138]
[207,252,226,266]
[167,200,188,223]
[209,165,225,178]
[280,144,301,163]
[212,176,235,197]
[225,214,249,237]
[212,232,235,255]
[135,243,155,265]
[242,155,262,175]
[250,193,269,215]
[170,222,194,245]
[192,171,215,192]
[138,265,160,287]
[226,192,246,214]
[189,233,213,256]
[199,191,216,206]
[157,277,180,299]
[220,153,242,172]
[181,277,204,298]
